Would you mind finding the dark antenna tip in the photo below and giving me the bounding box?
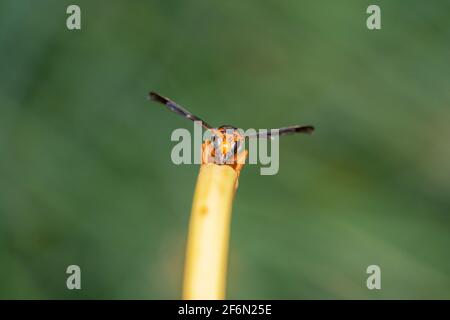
[299,125,315,134]
[148,91,156,97]
[148,91,166,103]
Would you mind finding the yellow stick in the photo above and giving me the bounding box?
[182,164,238,300]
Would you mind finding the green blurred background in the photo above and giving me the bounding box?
[1,0,449,299]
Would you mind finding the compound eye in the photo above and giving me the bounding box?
[235,139,244,154]
[211,134,222,150]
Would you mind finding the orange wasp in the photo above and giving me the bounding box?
[148,92,314,171]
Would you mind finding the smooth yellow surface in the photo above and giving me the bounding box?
[182,164,238,300]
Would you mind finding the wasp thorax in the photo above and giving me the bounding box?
[203,126,245,165]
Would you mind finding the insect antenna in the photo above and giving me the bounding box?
[148,91,213,129]
[245,125,314,138]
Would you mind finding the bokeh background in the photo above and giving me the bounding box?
[1,0,449,299]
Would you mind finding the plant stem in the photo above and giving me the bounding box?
[182,163,239,300]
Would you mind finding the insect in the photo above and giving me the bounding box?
[148,91,314,168]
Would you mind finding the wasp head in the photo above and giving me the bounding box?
[202,125,246,166]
